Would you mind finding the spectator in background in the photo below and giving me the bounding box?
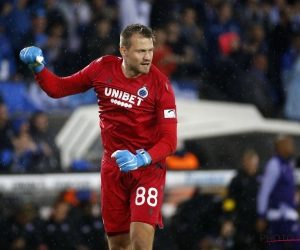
[240,53,277,117]
[217,219,235,250]
[180,7,201,45]
[257,135,300,250]
[24,8,48,51]
[282,31,300,121]
[83,17,118,64]
[150,0,176,29]
[58,0,92,38]
[243,24,268,58]
[57,0,92,72]
[235,0,271,37]
[269,9,294,108]
[42,200,87,250]
[20,8,49,79]
[43,0,69,76]
[152,28,177,78]
[4,0,32,53]
[0,2,12,25]
[29,111,61,171]
[180,7,207,74]
[10,124,52,173]
[201,0,220,25]
[290,1,300,31]
[89,0,110,22]
[164,20,195,79]
[268,0,288,27]
[170,188,223,250]
[44,0,67,33]
[0,19,17,81]
[118,0,152,31]
[204,0,240,68]
[78,199,108,250]
[45,21,68,75]
[0,202,46,250]
[208,31,246,102]
[0,102,15,172]
[223,150,261,250]
[166,139,199,170]
[89,0,119,38]
[0,116,55,173]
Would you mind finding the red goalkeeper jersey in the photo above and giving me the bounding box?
[34,56,177,165]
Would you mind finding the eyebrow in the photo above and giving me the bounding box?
[136,48,154,51]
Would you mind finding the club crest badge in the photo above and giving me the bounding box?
[137,86,148,98]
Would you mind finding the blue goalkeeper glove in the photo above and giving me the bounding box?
[19,46,46,73]
[111,149,152,172]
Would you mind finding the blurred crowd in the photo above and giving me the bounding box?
[0,135,299,250]
[0,101,61,173]
[1,1,300,250]
[0,189,108,250]
[0,0,300,172]
[0,0,300,118]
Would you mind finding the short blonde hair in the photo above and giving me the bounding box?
[120,23,156,49]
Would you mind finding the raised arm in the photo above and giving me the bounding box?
[20,46,97,98]
[34,67,94,98]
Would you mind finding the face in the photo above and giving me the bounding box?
[183,8,196,25]
[53,202,69,223]
[243,154,259,176]
[254,54,268,73]
[0,104,8,122]
[120,33,154,77]
[276,136,294,158]
[293,37,300,51]
[155,29,167,44]
[34,113,48,132]
[252,26,265,41]
[230,36,241,52]
[33,16,47,33]
[166,22,180,36]
[97,20,111,36]
[219,3,232,20]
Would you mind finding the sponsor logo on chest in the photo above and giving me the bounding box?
[104,87,147,108]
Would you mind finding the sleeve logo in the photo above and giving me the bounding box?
[164,109,176,118]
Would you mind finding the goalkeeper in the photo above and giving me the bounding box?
[20,24,177,250]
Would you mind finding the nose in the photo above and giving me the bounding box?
[144,51,152,60]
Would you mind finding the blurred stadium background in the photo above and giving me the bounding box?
[1,0,300,249]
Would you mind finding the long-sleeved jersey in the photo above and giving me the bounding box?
[33,56,177,166]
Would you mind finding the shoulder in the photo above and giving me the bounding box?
[265,157,281,173]
[149,64,169,83]
[268,157,280,166]
[93,55,121,66]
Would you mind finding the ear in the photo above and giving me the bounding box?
[119,46,126,57]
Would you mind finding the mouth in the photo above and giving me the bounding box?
[141,62,150,68]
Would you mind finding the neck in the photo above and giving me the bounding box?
[121,61,141,78]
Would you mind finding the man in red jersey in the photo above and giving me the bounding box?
[20,24,177,250]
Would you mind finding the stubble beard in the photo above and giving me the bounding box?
[129,63,150,76]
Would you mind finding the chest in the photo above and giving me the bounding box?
[279,163,294,184]
[93,73,156,111]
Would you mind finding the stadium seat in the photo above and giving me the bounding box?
[0,81,37,114]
